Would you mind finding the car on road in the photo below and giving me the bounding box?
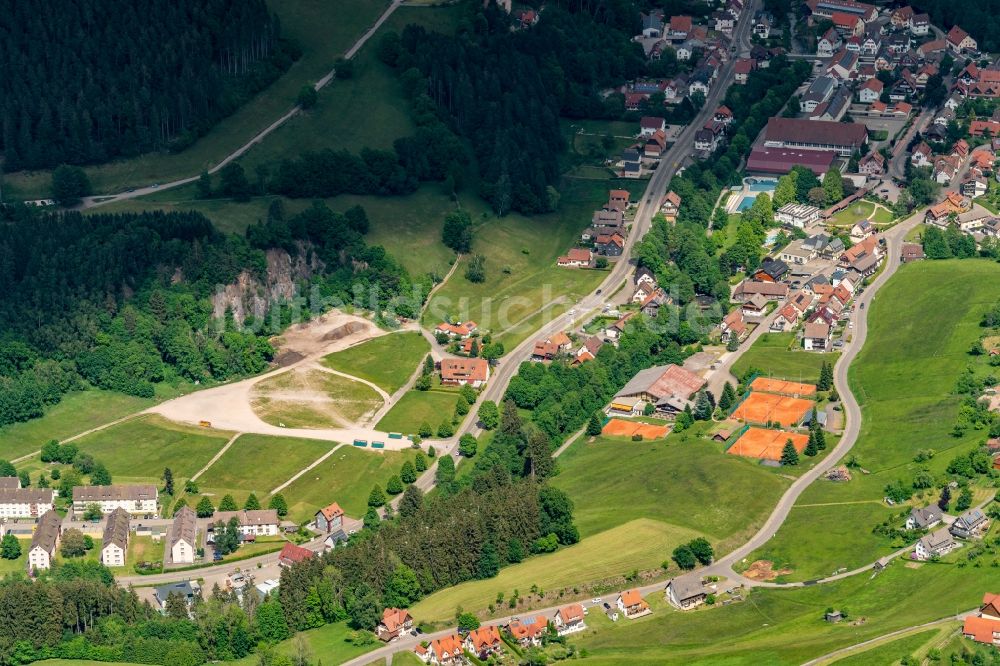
[151,184,159,188]
[596,289,602,295]
[592,597,602,604]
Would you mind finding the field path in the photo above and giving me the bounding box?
[11,412,142,464]
[270,442,347,495]
[190,432,244,482]
[308,363,392,403]
[77,0,406,210]
[801,615,969,666]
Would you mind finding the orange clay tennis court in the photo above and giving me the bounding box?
[602,419,671,439]
[749,377,817,397]
[728,427,809,461]
[732,392,813,427]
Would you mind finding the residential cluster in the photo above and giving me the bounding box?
[559,189,634,266]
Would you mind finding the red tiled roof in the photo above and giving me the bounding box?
[558,603,585,624]
[964,615,1000,644]
[467,625,502,651]
[317,502,344,521]
[279,542,313,565]
[440,358,489,383]
[381,607,412,633]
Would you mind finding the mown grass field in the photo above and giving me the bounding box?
[251,369,384,428]
[195,433,332,502]
[280,445,410,521]
[2,0,392,199]
[375,389,459,435]
[744,260,1000,581]
[732,332,841,385]
[826,200,893,228]
[69,415,234,484]
[408,518,704,624]
[572,562,994,665]
[421,177,644,348]
[323,331,430,393]
[0,385,187,461]
[552,429,790,554]
[828,626,951,666]
[0,538,29,576]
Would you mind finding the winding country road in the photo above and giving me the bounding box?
[341,206,928,666]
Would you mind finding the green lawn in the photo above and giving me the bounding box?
[323,331,430,393]
[0,538,29,577]
[237,5,462,173]
[375,390,459,435]
[280,445,410,521]
[552,429,790,555]
[195,433,333,504]
[0,386,184,461]
[421,177,644,348]
[408,518,704,624]
[829,626,949,666]
[1,0,392,199]
[732,332,841,385]
[70,415,234,484]
[826,200,893,228]
[571,561,990,665]
[744,260,1000,580]
[123,535,162,571]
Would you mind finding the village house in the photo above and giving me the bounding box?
[0,487,55,519]
[857,78,882,104]
[803,321,832,352]
[742,293,770,318]
[900,242,924,263]
[661,191,682,221]
[638,10,664,38]
[666,573,711,610]
[915,527,958,560]
[910,142,932,168]
[722,308,749,341]
[947,25,977,54]
[557,248,592,267]
[951,509,990,540]
[594,232,625,257]
[415,634,464,665]
[850,219,874,243]
[278,542,313,568]
[963,594,1000,646]
[801,76,837,113]
[831,11,863,37]
[754,257,789,283]
[817,27,842,57]
[639,287,671,318]
[910,13,929,35]
[925,192,971,226]
[212,509,280,538]
[732,280,789,303]
[532,332,573,360]
[315,502,344,533]
[435,321,477,339]
[169,506,198,564]
[573,336,603,365]
[465,626,503,660]
[554,603,587,635]
[440,358,490,388]
[507,615,548,647]
[639,116,665,137]
[858,151,885,176]
[614,363,706,415]
[100,507,129,568]
[377,607,413,642]
[644,129,668,158]
[72,485,158,516]
[905,505,943,530]
[617,589,652,618]
[323,529,349,551]
[27,509,61,572]
[154,581,199,613]
[621,148,641,178]
[604,311,636,342]
[778,239,816,266]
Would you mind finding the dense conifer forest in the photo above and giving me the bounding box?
[0,0,290,171]
[910,0,1000,52]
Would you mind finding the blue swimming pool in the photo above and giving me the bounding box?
[736,195,758,211]
[746,177,778,192]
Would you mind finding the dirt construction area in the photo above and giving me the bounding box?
[146,311,422,449]
[732,392,814,427]
[749,377,817,397]
[602,419,671,440]
[742,560,793,581]
[727,427,809,461]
